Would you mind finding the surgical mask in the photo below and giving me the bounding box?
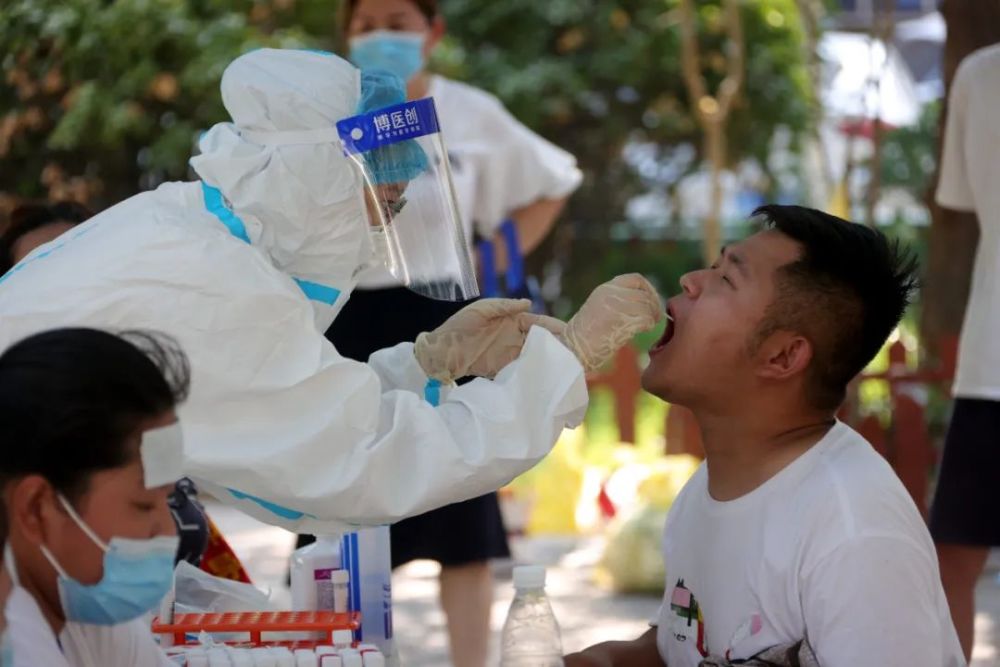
[349,31,425,83]
[38,495,179,626]
[0,631,11,667]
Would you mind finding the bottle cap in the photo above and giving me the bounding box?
[512,565,546,589]
[332,629,354,646]
[330,569,350,584]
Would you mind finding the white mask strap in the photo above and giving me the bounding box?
[38,543,70,580]
[57,494,109,552]
[3,544,19,587]
[140,422,185,489]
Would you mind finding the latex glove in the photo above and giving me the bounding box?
[415,299,567,384]
[560,273,662,372]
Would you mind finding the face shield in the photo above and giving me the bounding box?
[336,97,479,302]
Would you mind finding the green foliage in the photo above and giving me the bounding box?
[436,0,812,232]
[878,101,940,196]
[0,0,323,205]
[1,0,812,309]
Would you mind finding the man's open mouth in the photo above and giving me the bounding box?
[649,305,676,356]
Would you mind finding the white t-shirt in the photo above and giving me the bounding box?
[654,422,964,667]
[357,74,582,288]
[935,44,1000,399]
[3,580,172,667]
[61,617,175,667]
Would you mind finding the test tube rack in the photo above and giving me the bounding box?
[152,610,362,648]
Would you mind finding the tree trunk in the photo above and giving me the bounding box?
[704,117,725,265]
[921,0,1000,360]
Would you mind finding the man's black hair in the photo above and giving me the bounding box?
[0,328,190,501]
[752,205,919,410]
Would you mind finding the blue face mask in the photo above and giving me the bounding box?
[0,631,11,667]
[39,495,179,626]
[349,30,426,84]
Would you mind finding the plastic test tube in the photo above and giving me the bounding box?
[294,648,319,667]
[330,569,350,613]
[270,647,296,667]
[337,649,362,667]
[331,630,353,650]
[315,646,340,667]
[250,648,277,667]
[228,649,253,667]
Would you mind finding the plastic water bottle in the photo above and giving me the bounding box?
[500,565,564,667]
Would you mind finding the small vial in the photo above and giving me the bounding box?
[228,649,253,667]
[332,629,353,650]
[330,569,350,613]
[318,655,343,667]
[250,648,277,667]
[361,652,384,667]
[294,649,318,667]
[338,649,363,667]
[270,647,295,667]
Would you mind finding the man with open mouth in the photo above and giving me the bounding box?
[565,205,964,667]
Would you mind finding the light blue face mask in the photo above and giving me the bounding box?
[39,495,179,626]
[0,631,11,667]
[349,30,426,84]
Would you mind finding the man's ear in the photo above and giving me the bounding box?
[6,475,60,546]
[755,330,812,382]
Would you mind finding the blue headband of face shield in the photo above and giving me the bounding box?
[358,69,430,184]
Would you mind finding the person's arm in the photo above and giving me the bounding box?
[801,534,960,666]
[182,321,588,533]
[935,55,976,214]
[487,196,569,273]
[564,628,665,667]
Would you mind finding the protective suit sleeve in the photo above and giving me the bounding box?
[184,326,587,533]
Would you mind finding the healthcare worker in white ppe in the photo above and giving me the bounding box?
[0,48,662,535]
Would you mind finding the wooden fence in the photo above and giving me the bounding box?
[586,336,959,514]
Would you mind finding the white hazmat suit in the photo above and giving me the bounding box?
[0,50,589,534]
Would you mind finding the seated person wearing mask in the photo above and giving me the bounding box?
[564,206,964,667]
[0,328,188,667]
[0,48,662,535]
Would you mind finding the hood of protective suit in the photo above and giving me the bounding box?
[190,49,369,326]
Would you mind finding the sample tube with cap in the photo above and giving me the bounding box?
[270,647,295,667]
[228,648,253,667]
[316,645,341,667]
[330,569,350,613]
[250,648,277,667]
[332,629,353,650]
[360,652,385,667]
[338,649,363,667]
[294,649,319,667]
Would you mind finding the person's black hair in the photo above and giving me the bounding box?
[0,201,92,273]
[0,328,190,501]
[751,205,919,410]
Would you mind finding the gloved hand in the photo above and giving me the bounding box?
[415,298,566,384]
[560,274,662,372]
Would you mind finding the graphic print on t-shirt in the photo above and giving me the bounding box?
[669,580,708,657]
